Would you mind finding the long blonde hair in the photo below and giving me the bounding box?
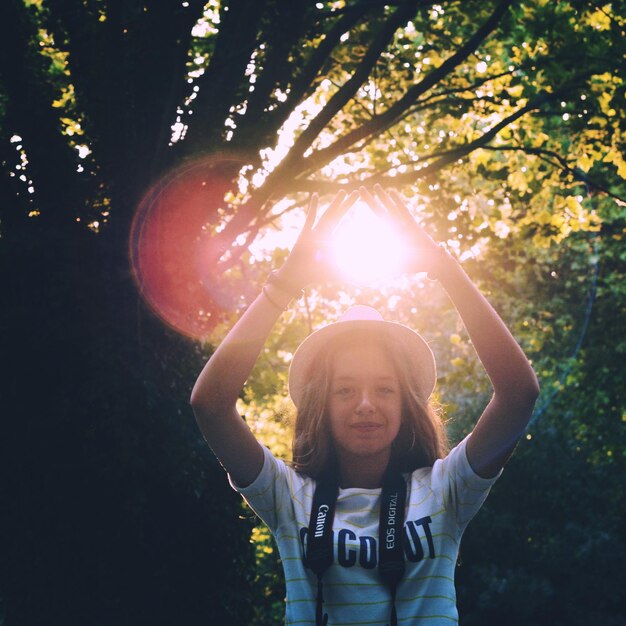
[292,328,449,479]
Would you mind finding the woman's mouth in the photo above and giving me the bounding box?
[350,422,383,434]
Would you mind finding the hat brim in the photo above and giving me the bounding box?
[288,318,436,408]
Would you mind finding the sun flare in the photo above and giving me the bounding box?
[331,201,407,285]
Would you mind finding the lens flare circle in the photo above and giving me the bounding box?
[331,202,406,285]
[129,154,249,340]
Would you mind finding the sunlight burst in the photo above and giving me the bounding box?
[331,201,407,285]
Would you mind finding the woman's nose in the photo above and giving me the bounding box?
[355,391,375,414]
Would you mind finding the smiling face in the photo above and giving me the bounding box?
[327,341,403,470]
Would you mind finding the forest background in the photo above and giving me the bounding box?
[1,0,625,625]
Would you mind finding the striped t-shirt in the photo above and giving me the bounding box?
[230,435,500,625]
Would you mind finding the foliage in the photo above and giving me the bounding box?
[1,0,625,624]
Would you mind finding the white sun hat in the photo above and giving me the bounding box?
[288,305,436,408]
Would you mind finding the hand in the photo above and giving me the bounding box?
[275,190,359,290]
[360,184,458,280]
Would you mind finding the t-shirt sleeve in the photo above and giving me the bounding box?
[431,434,502,531]
[228,445,300,533]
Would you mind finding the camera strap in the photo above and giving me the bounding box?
[305,471,407,626]
[305,476,338,626]
[378,470,407,626]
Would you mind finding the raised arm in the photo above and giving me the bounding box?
[366,185,540,478]
[190,191,357,487]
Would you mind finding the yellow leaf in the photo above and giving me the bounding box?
[531,131,550,148]
[565,196,583,213]
[591,72,613,84]
[536,209,552,225]
[586,8,611,31]
[550,213,565,229]
[60,117,83,136]
[508,170,528,193]
[589,115,607,128]
[604,148,626,179]
[607,149,626,179]
[472,150,492,167]
[577,153,595,172]
[532,233,551,248]
[598,92,616,116]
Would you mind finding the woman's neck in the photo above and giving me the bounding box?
[337,449,390,489]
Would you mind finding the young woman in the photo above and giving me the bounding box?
[190,186,540,626]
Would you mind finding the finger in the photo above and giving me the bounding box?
[374,185,412,225]
[326,189,348,215]
[387,188,409,212]
[339,189,359,214]
[328,189,360,227]
[304,193,319,231]
[374,184,399,209]
[316,189,353,233]
[359,186,387,218]
[385,188,438,246]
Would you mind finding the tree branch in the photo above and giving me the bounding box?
[46,0,203,186]
[363,88,567,186]
[231,1,311,147]
[183,0,266,154]
[483,144,626,204]
[251,1,371,139]
[273,89,563,195]
[276,0,421,168]
[0,0,84,226]
[297,0,515,176]
[210,76,555,268]
[303,70,518,164]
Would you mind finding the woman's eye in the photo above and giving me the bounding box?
[378,387,395,394]
[335,387,353,396]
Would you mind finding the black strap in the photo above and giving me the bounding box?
[305,476,338,626]
[378,471,407,626]
[305,472,407,626]
[315,573,328,626]
[305,477,338,575]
